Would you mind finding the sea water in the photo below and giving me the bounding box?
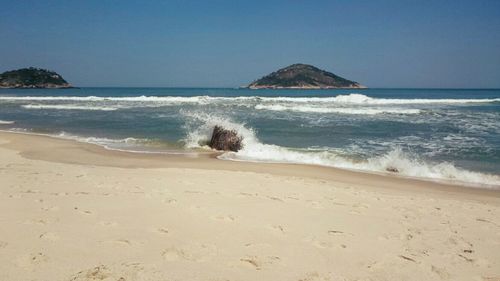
[0,87,499,187]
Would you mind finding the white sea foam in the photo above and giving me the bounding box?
[359,148,500,185]
[182,113,500,187]
[0,93,498,104]
[22,104,118,111]
[1,93,497,117]
[0,120,15,124]
[257,94,500,105]
[0,95,207,102]
[56,131,141,146]
[254,104,421,115]
[224,142,500,187]
[3,93,497,116]
[182,111,254,149]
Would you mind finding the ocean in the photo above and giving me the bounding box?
[0,87,499,188]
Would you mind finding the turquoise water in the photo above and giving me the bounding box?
[0,88,499,187]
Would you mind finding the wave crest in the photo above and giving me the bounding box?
[2,93,498,115]
[181,113,500,187]
[1,93,498,104]
[22,104,118,111]
[254,104,421,115]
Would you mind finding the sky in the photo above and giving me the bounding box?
[0,0,499,88]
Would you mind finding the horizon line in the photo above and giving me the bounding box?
[14,86,500,90]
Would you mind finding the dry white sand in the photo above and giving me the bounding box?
[0,131,499,281]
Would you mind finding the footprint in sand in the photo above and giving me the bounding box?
[153,227,170,234]
[39,232,59,241]
[14,252,49,268]
[269,224,286,234]
[98,221,119,227]
[188,205,206,212]
[243,242,273,249]
[285,195,300,201]
[211,215,236,222]
[51,192,69,197]
[22,189,40,194]
[74,207,93,215]
[307,200,325,209]
[74,191,90,195]
[302,235,336,249]
[41,205,59,212]
[100,239,135,247]
[24,218,57,225]
[327,230,353,236]
[161,248,186,261]
[482,277,500,281]
[161,243,217,262]
[431,265,450,279]
[239,255,281,270]
[70,263,165,280]
[69,265,112,281]
[0,241,8,249]
[298,271,332,281]
[267,196,284,202]
[237,192,258,198]
[162,198,177,204]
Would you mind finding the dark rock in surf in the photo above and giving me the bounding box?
[209,126,243,152]
[386,167,399,173]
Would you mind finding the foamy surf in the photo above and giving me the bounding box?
[1,93,499,104]
[221,140,500,187]
[1,88,499,188]
[22,104,118,111]
[0,120,15,125]
[254,104,421,115]
[182,113,500,187]
[2,93,497,115]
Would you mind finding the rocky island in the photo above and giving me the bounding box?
[0,67,73,88]
[247,63,366,89]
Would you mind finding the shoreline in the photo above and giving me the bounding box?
[1,130,500,280]
[1,130,499,199]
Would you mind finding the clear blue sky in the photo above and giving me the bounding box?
[1,0,499,88]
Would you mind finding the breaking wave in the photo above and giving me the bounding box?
[182,113,500,187]
[22,104,118,111]
[0,93,498,104]
[254,104,421,115]
[2,93,498,115]
[0,120,15,124]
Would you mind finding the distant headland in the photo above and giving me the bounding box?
[247,63,366,89]
[0,67,73,89]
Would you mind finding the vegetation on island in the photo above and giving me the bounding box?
[247,63,366,89]
[0,67,72,88]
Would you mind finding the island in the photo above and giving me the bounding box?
[247,63,366,89]
[0,67,73,89]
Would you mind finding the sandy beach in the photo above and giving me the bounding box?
[0,131,499,281]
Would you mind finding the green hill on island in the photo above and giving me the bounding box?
[247,63,366,89]
[0,67,72,88]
